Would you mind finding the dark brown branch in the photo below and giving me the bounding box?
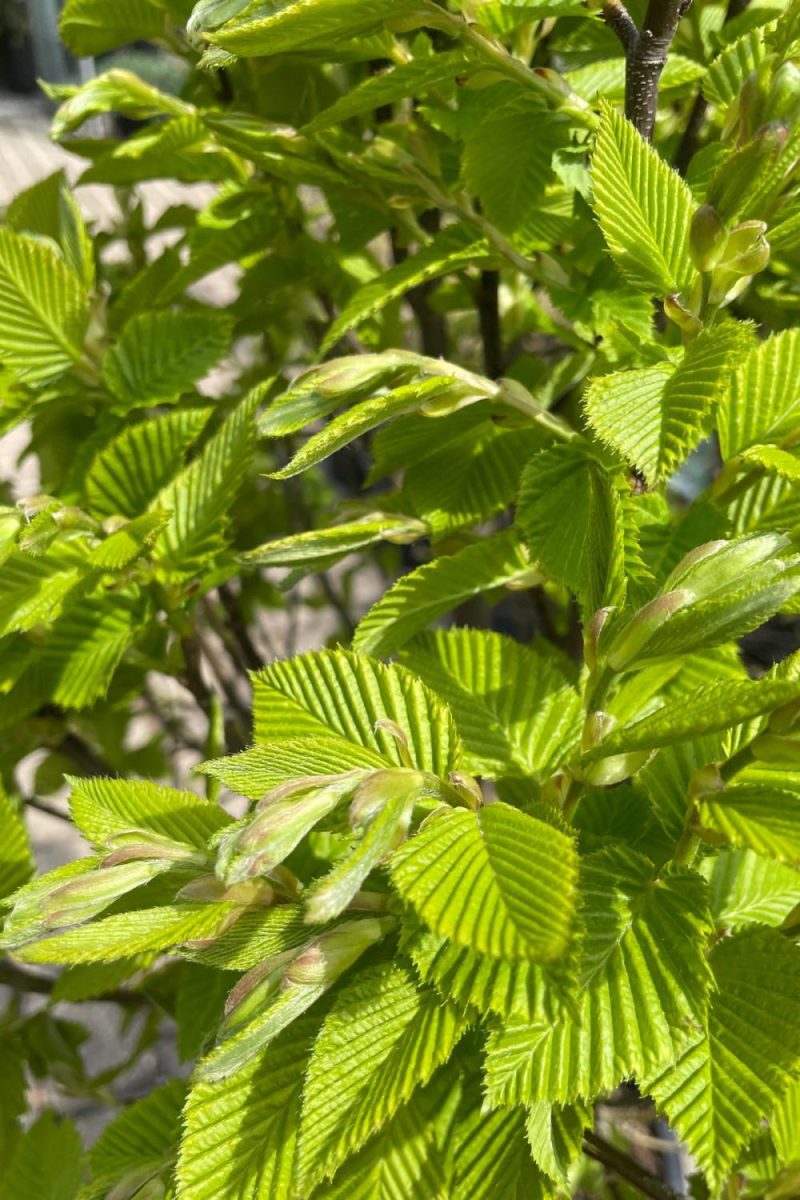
[218,583,263,672]
[583,1131,683,1200]
[0,960,151,1009]
[674,92,708,175]
[625,0,694,140]
[600,0,640,54]
[476,269,503,379]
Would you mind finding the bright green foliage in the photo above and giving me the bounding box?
[2,0,800,1196]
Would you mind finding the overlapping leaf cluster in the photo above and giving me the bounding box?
[2,0,800,1196]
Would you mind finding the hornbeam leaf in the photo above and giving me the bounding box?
[68,776,231,850]
[591,102,695,295]
[269,377,480,479]
[177,1014,321,1200]
[0,786,33,902]
[698,784,800,866]
[320,226,492,353]
[390,802,579,962]
[243,514,429,568]
[587,676,800,759]
[353,531,534,658]
[103,311,234,408]
[0,228,88,385]
[210,1,433,57]
[484,848,712,1105]
[398,628,581,780]
[59,0,165,55]
[303,51,476,133]
[704,848,800,930]
[1,1112,83,1200]
[516,443,626,614]
[199,738,388,801]
[645,929,800,1190]
[704,24,771,107]
[772,1080,800,1163]
[296,962,465,1190]
[49,68,191,139]
[526,1099,591,1187]
[450,1104,547,1200]
[718,329,800,459]
[251,649,461,777]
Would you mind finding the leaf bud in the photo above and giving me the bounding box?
[348,768,423,827]
[663,294,703,337]
[582,749,654,786]
[689,204,727,272]
[719,220,770,277]
[581,710,617,754]
[584,605,615,672]
[662,532,789,597]
[606,590,695,671]
[284,917,394,986]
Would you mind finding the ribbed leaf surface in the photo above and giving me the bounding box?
[0,228,88,384]
[200,738,387,801]
[704,848,800,930]
[591,103,694,295]
[718,329,800,459]
[68,776,231,850]
[18,903,239,964]
[321,226,490,353]
[485,849,711,1105]
[252,649,460,777]
[86,408,211,518]
[354,531,532,658]
[41,597,140,709]
[183,905,311,971]
[390,803,579,962]
[699,784,800,866]
[399,629,581,780]
[103,311,233,408]
[645,929,800,1190]
[244,515,428,567]
[526,1100,590,1187]
[211,0,424,54]
[450,1105,546,1200]
[297,963,465,1190]
[704,25,770,107]
[60,0,164,55]
[516,444,626,615]
[81,1080,185,1200]
[590,677,800,758]
[0,787,33,901]
[177,1014,320,1200]
[2,1112,83,1200]
[154,393,259,572]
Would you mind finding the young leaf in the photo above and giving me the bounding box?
[698,784,800,866]
[68,776,231,850]
[59,0,165,55]
[103,311,234,408]
[645,928,800,1190]
[0,787,33,902]
[1,1111,83,1200]
[252,649,461,777]
[398,629,581,780]
[296,962,465,1190]
[200,738,388,801]
[390,803,579,962]
[0,229,88,385]
[718,329,800,459]
[353,531,534,658]
[592,103,695,295]
[210,0,428,56]
[450,1105,546,1200]
[82,1080,185,1200]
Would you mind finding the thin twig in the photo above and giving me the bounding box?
[0,960,151,1010]
[476,269,503,379]
[625,0,694,140]
[600,0,640,54]
[583,1131,684,1200]
[218,582,263,671]
[23,796,72,823]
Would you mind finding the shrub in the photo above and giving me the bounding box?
[2,0,800,1196]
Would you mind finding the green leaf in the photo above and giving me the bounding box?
[49,69,191,139]
[462,95,572,245]
[303,50,476,133]
[89,510,171,571]
[704,848,800,930]
[772,1080,800,1163]
[40,595,141,709]
[243,514,429,568]
[398,629,581,780]
[59,0,165,54]
[516,444,626,615]
[0,553,81,638]
[584,323,753,484]
[591,102,695,295]
[297,962,465,1190]
[81,1080,185,1200]
[252,649,461,777]
[183,904,312,971]
[485,849,712,1105]
[153,393,259,573]
[2,1112,83,1200]
[588,676,800,759]
[704,24,771,107]
[526,1100,591,1187]
[321,226,491,353]
[450,1105,546,1200]
[718,329,800,459]
[17,903,239,964]
[68,776,231,850]
[699,784,800,866]
[210,0,425,55]
[103,311,233,408]
[390,802,579,962]
[645,928,800,1190]
[177,1013,320,1200]
[0,228,88,385]
[269,377,473,479]
[176,965,233,1062]
[200,738,388,801]
[353,531,533,658]
[0,786,33,902]
[86,408,212,519]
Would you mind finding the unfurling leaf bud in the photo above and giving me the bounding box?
[284,917,394,986]
[664,294,703,336]
[582,749,654,787]
[662,532,789,596]
[581,710,617,754]
[607,590,695,671]
[584,606,615,673]
[689,205,727,272]
[348,768,423,827]
[720,220,770,276]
